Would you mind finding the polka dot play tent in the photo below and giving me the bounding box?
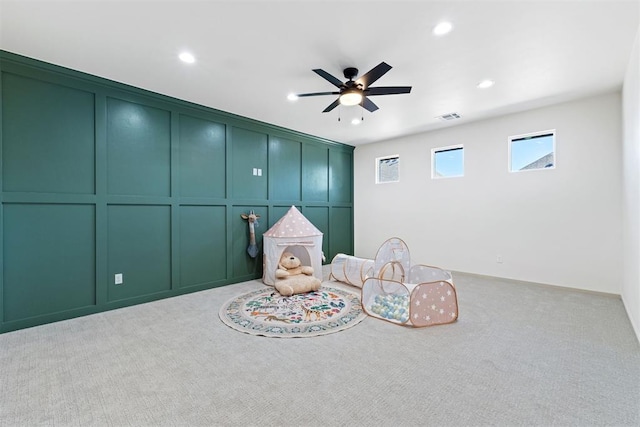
[262,206,324,287]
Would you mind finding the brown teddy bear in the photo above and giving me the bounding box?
[274,252,322,296]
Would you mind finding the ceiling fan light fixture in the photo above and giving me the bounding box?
[339,89,363,106]
[297,62,411,114]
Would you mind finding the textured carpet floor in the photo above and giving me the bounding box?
[1,268,638,426]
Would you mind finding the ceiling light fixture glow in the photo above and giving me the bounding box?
[477,79,495,89]
[339,89,363,106]
[351,118,361,125]
[433,22,453,36]
[287,93,299,101]
[179,52,196,64]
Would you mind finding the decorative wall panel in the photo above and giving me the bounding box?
[0,50,353,333]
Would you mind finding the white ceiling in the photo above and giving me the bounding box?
[1,0,638,146]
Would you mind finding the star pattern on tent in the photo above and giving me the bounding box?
[362,261,457,327]
[264,206,323,238]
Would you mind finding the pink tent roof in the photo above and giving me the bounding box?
[264,206,322,238]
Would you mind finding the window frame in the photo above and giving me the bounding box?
[508,129,556,173]
[431,144,464,179]
[375,154,400,184]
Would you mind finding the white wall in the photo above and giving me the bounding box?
[354,92,622,294]
[622,29,640,341]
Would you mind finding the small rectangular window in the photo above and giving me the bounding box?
[432,145,464,178]
[376,155,399,183]
[509,130,555,172]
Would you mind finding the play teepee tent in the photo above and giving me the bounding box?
[263,206,323,286]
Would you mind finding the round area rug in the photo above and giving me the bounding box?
[219,286,365,338]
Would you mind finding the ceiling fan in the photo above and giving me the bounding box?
[294,61,412,113]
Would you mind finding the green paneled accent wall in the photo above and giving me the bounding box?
[178,115,226,198]
[107,98,171,197]
[231,127,268,200]
[330,149,353,203]
[302,144,329,202]
[179,205,227,288]
[0,50,353,333]
[269,137,301,201]
[107,205,172,302]
[330,207,354,257]
[2,73,95,194]
[3,204,96,322]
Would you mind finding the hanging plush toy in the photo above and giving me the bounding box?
[240,210,260,258]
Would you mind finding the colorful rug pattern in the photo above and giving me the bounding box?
[219,286,365,338]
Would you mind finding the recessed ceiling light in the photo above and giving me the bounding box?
[351,118,361,125]
[477,79,495,89]
[287,93,299,101]
[179,52,195,64]
[433,22,453,36]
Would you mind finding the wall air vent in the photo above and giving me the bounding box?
[436,112,461,121]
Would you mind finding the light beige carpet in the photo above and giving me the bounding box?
[0,268,638,426]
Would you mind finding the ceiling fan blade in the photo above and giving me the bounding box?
[366,86,412,96]
[313,69,344,88]
[358,62,392,88]
[362,97,379,113]
[322,98,341,113]
[297,91,341,98]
